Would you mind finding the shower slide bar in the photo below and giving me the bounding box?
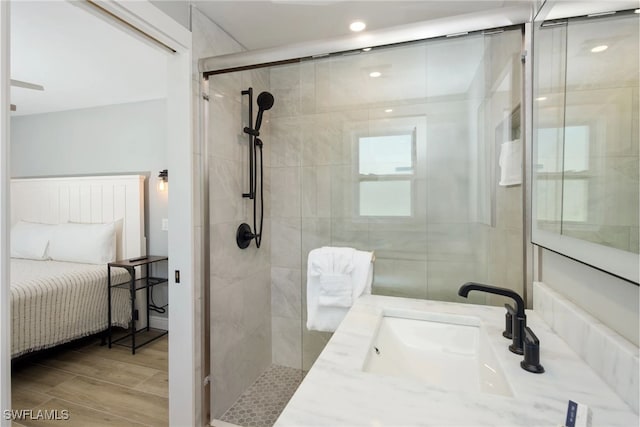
[241,88,254,200]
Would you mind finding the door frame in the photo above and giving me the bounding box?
[0,1,11,424]
[0,2,199,425]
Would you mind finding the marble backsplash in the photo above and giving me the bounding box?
[533,281,639,414]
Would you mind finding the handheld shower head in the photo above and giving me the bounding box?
[254,91,274,132]
[257,91,275,109]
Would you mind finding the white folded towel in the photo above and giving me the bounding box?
[319,274,353,307]
[499,139,522,186]
[307,246,374,333]
[351,249,374,297]
[312,246,355,308]
[309,246,355,277]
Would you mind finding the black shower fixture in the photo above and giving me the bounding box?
[237,88,274,249]
[254,92,274,132]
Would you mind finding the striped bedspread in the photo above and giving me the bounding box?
[10,259,131,358]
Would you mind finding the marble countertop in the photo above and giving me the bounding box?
[275,295,638,427]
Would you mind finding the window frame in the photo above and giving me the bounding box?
[349,116,425,220]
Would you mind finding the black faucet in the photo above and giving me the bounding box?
[458,282,526,355]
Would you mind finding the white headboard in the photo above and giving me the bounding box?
[10,175,146,260]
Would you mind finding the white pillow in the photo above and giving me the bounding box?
[10,221,55,260]
[49,222,116,264]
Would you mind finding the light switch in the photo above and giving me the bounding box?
[161,218,169,231]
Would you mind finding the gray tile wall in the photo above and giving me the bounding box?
[268,78,304,366]
[197,8,273,418]
[199,8,529,423]
[268,29,525,369]
[201,27,526,383]
[197,16,526,422]
[208,67,272,416]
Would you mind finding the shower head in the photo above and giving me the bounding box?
[255,91,274,132]
[257,91,274,110]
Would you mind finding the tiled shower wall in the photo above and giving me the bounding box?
[203,21,525,387]
[268,29,524,369]
[209,68,272,417]
[199,9,273,418]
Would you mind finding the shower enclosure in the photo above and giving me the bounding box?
[206,26,524,426]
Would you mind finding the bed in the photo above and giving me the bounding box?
[10,175,146,358]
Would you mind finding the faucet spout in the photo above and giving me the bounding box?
[458,282,527,355]
[458,282,525,317]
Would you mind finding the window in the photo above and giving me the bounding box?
[357,131,416,217]
[536,125,590,223]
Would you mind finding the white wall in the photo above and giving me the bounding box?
[535,246,639,346]
[10,99,169,307]
[150,0,190,30]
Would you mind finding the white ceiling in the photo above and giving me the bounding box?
[10,1,168,116]
[9,0,534,117]
[10,1,636,117]
[193,1,531,50]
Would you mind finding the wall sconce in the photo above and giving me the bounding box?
[158,169,168,191]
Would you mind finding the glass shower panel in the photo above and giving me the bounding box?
[533,21,567,235]
[207,26,525,424]
[286,44,433,371]
[424,34,489,304]
[334,43,429,301]
[296,27,524,370]
[476,28,524,307]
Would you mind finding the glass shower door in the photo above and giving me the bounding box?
[207,25,525,426]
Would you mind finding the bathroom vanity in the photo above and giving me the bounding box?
[274,294,638,426]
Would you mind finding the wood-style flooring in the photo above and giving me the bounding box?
[11,331,168,427]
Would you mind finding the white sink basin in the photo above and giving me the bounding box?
[362,311,513,397]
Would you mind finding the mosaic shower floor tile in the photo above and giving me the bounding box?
[219,364,305,427]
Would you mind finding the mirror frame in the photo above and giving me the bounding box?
[531,0,640,284]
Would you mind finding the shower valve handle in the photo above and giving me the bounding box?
[240,229,256,240]
[236,223,257,249]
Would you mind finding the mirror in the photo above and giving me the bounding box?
[532,8,639,283]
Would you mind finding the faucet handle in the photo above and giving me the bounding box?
[520,326,545,374]
[503,304,514,339]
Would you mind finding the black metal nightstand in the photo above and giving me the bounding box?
[107,256,168,354]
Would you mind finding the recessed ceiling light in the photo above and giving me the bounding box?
[635,9,640,13]
[591,45,608,53]
[369,71,381,78]
[535,96,547,101]
[350,21,366,32]
[362,47,372,52]
[385,109,393,113]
